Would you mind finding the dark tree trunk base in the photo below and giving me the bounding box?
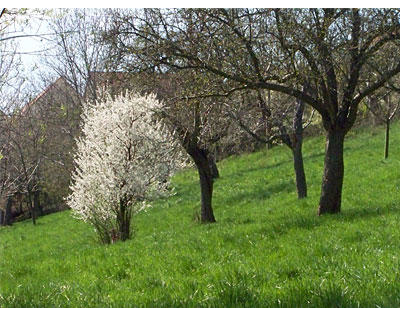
[318,130,345,215]
[189,147,216,223]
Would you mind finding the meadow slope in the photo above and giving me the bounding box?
[1,122,400,307]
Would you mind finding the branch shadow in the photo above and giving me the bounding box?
[325,203,400,224]
[256,202,400,239]
[218,180,295,208]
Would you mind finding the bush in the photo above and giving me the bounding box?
[67,92,185,243]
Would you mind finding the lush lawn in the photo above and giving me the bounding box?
[1,122,400,307]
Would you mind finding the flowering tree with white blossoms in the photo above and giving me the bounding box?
[67,92,185,244]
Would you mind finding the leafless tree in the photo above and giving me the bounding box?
[137,71,230,223]
[106,8,400,215]
[367,88,400,159]
[227,87,315,199]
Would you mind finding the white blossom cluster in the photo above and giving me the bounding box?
[67,92,185,240]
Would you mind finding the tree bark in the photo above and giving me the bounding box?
[208,153,219,179]
[27,190,36,225]
[256,89,272,149]
[33,190,42,217]
[384,119,390,159]
[318,130,345,215]
[291,91,308,199]
[117,199,131,241]
[188,147,216,223]
[292,141,307,199]
[2,196,13,226]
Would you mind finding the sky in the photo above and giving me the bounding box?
[0,10,64,110]
[12,12,54,76]
[4,8,113,104]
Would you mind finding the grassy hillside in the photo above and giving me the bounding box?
[1,122,400,307]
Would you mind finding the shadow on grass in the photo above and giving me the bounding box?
[257,213,323,239]
[219,180,295,207]
[275,278,400,307]
[175,162,295,206]
[254,202,400,240]
[221,159,292,179]
[325,203,400,224]
[303,151,325,161]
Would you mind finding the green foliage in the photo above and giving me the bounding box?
[1,122,400,307]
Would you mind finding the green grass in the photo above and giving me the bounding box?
[1,122,400,307]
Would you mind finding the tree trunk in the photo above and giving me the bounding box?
[291,91,308,199]
[318,130,345,215]
[292,142,307,199]
[208,153,219,179]
[281,129,308,200]
[265,90,273,149]
[384,119,390,159]
[27,191,36,225]
[33,190,42,217]
[2,196,13,226]
[188,147,216,223]
[117,199,131,241]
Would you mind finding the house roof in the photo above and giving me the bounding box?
[24,72,175,115]
[21,77,70,115]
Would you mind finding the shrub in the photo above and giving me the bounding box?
[67,92,185,243]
